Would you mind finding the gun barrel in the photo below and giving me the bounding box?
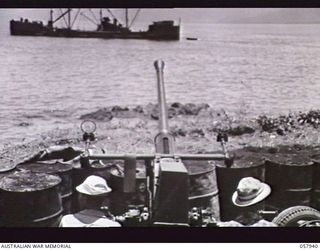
[154,60,169,134]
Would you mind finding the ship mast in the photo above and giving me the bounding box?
[125,8,128,29]
[50,9,73,28]
[68,8,71,29]
[129,9,141,28]
[50,9,53,23]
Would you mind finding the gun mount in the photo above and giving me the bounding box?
[79,60,230,226]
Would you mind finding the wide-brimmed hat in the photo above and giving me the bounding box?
[76,175,112,196]
[232,177,271,207]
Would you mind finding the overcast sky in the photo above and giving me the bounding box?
[1,8,320,24]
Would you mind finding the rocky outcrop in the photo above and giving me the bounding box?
[80,103,211,121]
[80,108,113,121]
[228,125,255,136]
[257,110,320,135]
[149,102,210,120]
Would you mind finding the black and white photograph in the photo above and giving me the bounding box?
[1,7,320,234]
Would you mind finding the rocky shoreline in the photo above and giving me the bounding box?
[1,103,320,169]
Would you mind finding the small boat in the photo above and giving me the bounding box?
[186,37,198,41]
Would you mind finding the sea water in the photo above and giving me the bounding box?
[1,12,320,145]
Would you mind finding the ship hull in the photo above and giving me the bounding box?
[10,20,180,41]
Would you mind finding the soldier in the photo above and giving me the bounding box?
[59,175,121,227]
[217,177,277,227]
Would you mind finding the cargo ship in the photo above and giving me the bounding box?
[10,9,180,41]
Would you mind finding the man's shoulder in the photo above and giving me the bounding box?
[250,219,278,227]
[217,220,244,227]
[216,219,278,227]
[59,213,80,227]
[60,210,121,227]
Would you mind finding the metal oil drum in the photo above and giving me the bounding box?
[0,164,17,180]
[265,153,313,212]
[309,154,320,210]
[88,160,118,181]
[0,164,18,219]
[183,160,220,219]
[109,161,148,215]
[17,161,73,214]
[216,156,265,222]
[0,171,62,227]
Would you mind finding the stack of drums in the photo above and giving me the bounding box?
[183,160,220,220]
[216,156,265,222]
[17,161,73,214]
[0,171,62,227]
[265,153,314,212]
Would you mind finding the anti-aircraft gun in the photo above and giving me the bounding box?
[80,60,231,226]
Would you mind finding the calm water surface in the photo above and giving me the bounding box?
[1,16,320,145]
